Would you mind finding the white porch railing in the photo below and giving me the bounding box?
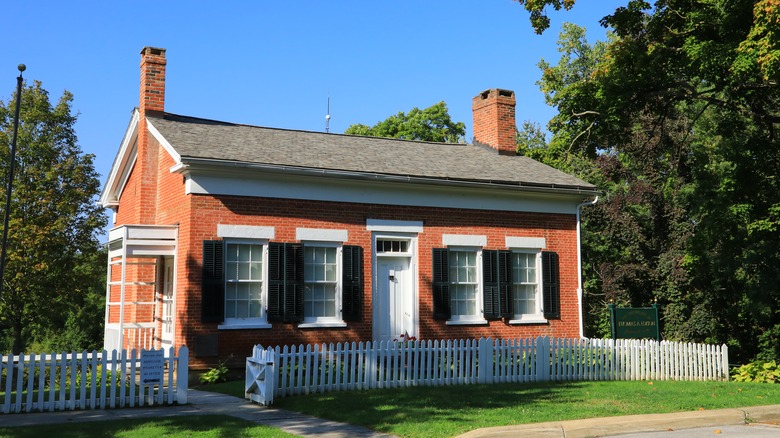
[104,324,156,353]
[246,337,728,405]
[1,346,188,414]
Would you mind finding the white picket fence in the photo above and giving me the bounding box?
[1,346,188,414]
[246,337,728,405]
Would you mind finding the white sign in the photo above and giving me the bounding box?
[141,349,165,385]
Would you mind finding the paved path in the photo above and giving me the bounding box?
[0,389,394,438]
[457,405,780,438]
[1,389,780,437]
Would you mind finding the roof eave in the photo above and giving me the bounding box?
[99,109,141,208]
[172,157,600,198]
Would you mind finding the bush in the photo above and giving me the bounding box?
[199,360,229,384]
[731,361,780,383]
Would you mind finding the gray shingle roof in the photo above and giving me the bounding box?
[149,113,597,192]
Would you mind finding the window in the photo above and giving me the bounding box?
[432,247,560,323]
[432,247,484,323]
[202,240,364,327]
[377,239,409,254]
[511,252,543,321]
[224,242,264,320]
[303,245,339,322]
[264,242,363,325]
[448,250,480,321]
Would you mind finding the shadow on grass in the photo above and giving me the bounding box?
[0,414,294,438]
[275,381,591,435]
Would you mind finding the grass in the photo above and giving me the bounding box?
[4,379,780,437]
[202,379,780,437]
[0,414,297,438]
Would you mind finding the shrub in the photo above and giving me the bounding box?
[731,361,780,383]
[199,360,229,384]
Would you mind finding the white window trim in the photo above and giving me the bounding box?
[442,234,487,247]
[217,224,275,239]
[506,249,548,325]
[445,246,487,324]
[366,219,424,233]
[505,236,545,249]
[375,234,415,258]
[296,228,347,242]
[218,238,271,330]
[298,321,348,328]
[301,242,344,325]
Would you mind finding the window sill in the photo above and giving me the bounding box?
[297,322,348,329]
[218,322,272,330]
[446,320,488,326]
[508,317,548,325]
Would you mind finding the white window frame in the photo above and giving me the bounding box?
[446,246,486,325]
[508,249,547,324]
[299,241,347,328]
[219,238,271,330]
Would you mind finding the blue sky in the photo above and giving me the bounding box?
[4,1,623,239]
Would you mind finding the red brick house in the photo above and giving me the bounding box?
[100,47,598,368]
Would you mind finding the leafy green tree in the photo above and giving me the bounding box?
[345,101,466,143]
[0,81,107,353]
[522,1,780,362]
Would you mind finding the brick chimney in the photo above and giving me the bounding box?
[472,88,517,155]
[140,47,166,115]
[133,47,166,225]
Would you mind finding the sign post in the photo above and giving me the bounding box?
[609,303,661,341]
[141,349,165,385]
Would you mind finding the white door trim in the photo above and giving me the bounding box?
[160,256,175,348]
[372,233,418,343]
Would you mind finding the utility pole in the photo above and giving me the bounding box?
[0,64,26,298]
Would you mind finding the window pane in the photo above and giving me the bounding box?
[224,242,264,320]
[236,301,249,318]
[226,244,239,262]
[304,282,338,319]
[448,250,479,317]
[225,283,237,300]
[238,244,250,262]
[512,252,538,316]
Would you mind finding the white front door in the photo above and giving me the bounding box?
[161,256,175,348]
[374,256,413,343]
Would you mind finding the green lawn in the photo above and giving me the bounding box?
[3,380,780,437]
[210,379,780,437]
[0,415,297,438]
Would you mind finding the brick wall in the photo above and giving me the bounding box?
[176,193,580,368]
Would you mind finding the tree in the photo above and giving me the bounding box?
[345,101,466,143]
[522,1,780,362]
[0,81,107,353]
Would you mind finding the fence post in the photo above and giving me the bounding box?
[536,337,551,382]
[477,338,492,384]
[265,349,276,405]
[721,344,729,381]
[177,346,189,404]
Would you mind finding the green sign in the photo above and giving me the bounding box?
[609,304,660,341]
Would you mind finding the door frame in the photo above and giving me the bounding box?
[160,255,176,349]
[372,232,418,342]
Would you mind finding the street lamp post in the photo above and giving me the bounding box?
[0,64,26,298]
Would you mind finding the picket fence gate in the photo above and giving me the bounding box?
[0,346,188,414]
[245,337,729,405]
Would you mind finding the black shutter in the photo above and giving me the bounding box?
[342,245,363,322]
[267,242,304,323]
[432,248,451,320]
[482,250,500,319]
[284,244,305,322]
[267,242,284,322]
[201,240,224,323]
[498,250,514,319]
[542,251,561,319]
